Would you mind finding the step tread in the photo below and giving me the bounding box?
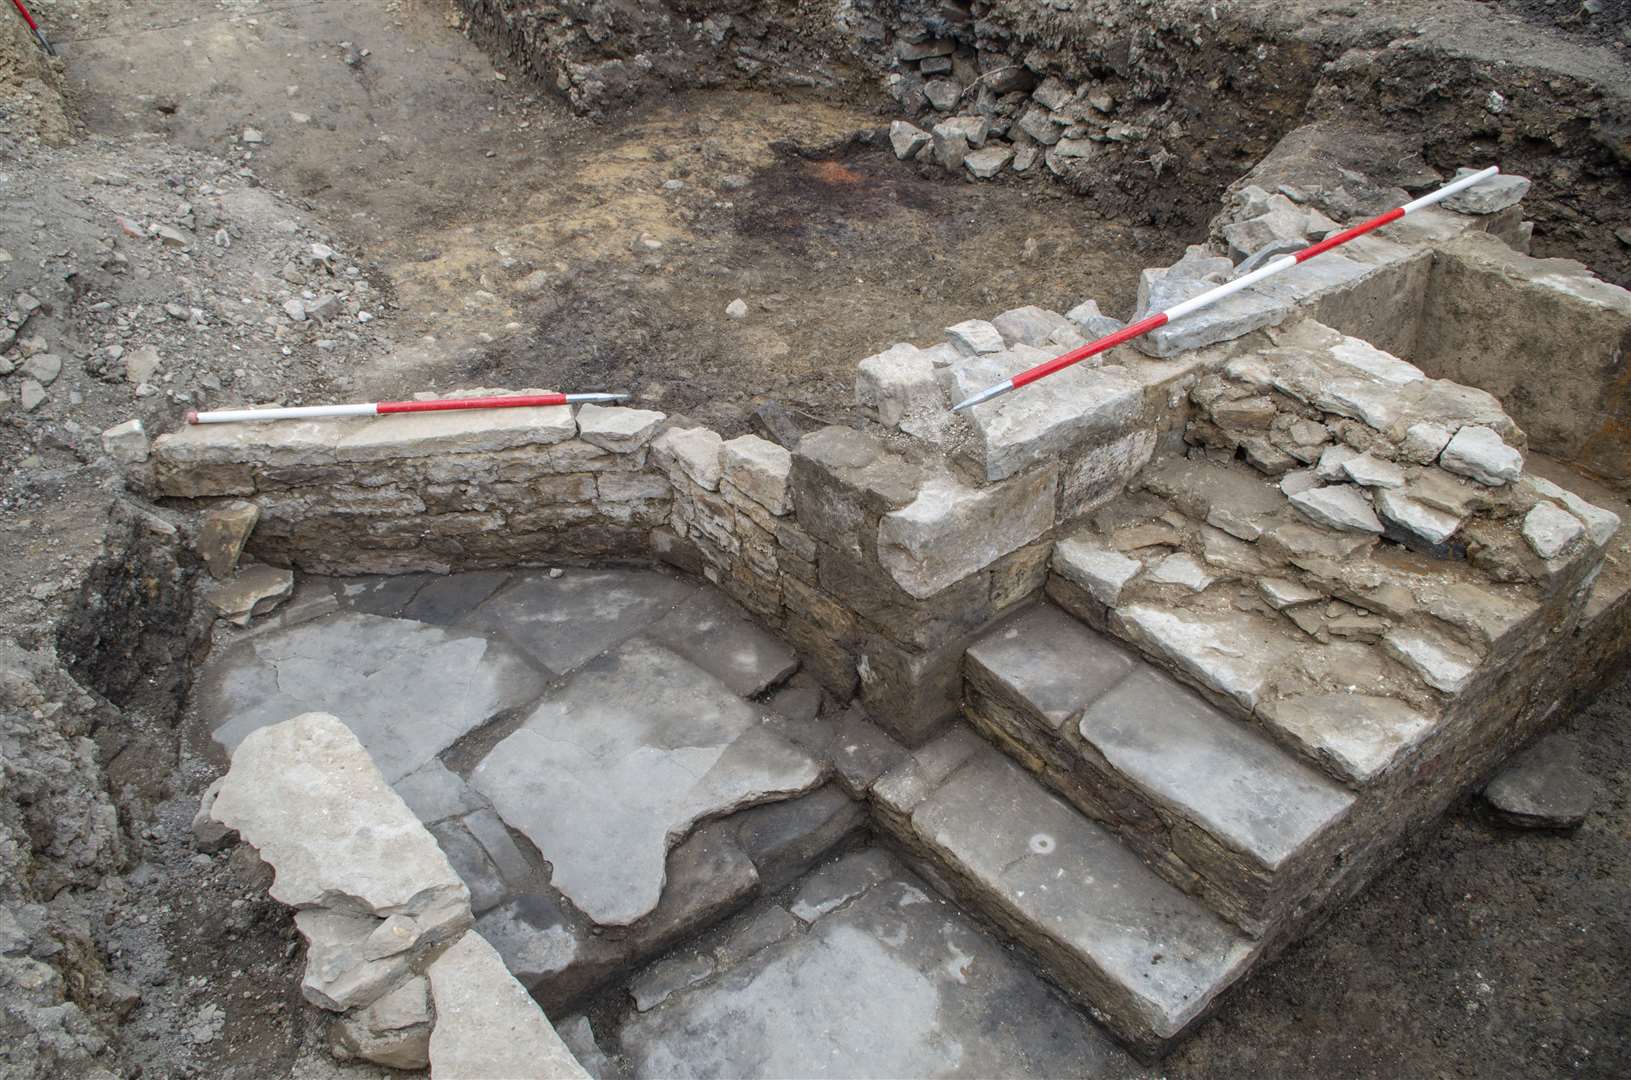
[966,603,1354,873]
[879,734,1255,1042]
[1079,667,1354,871]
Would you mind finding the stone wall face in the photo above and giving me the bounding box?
[1415,232,1631,489]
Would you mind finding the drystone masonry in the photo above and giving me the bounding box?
[146,162,1631,1060]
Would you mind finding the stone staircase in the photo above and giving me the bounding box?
[868,592,1444,1057]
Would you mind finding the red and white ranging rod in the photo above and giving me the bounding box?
[950,165,1501,413]
[187,392,629,425]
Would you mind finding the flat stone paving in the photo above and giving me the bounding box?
[611,847,1141,1079]
[195,567,837,1006]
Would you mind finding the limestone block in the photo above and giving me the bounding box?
[208,564,294,625]
[991,306,1072,348]
[198,500,261,580]
[877,466,1058,600]
[1287,485,1382,534]
[889,120,931,160]
[1339,454,1406,489]
[1016,105,1062,145]
[1522,501,1585,560]
[1146,553,1216,592]
[334,406,577,463]
[1373,487,1463,546]
[329,974,432,1070]
[931,121,968,169]
[100,418,150,464]
[575,404,665,453]
[1523,476,1620,548]
[1053,534,1142,607]
[945,319,1005,356]
[428,931,589,1079]
[1481,733,1591,829]
[855,343,939,429]
[1132,266,1289,357]
[1112,604,1293,712]
[1439,425,1522,486]
[651,425,725,491]
[964,146,1014,179]
[721,435,792,515]
[1259,693,1437,785]
[1383,628,1478,693]
[788,426,921,558]
[154,417,351,468]
[1399,422,1453,464]
[210,714,471,1011]
[1442,168,1531,214]
[939,347,1145,482]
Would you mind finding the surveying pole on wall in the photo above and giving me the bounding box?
[950,166,1501,414]
[9,0,55,55]
[187,392,630,425]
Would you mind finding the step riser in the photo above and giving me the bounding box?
[873,812,1243,1060]
[966,668,1284,937]
[867,733,1258,1060]
[1048,570,1422,789]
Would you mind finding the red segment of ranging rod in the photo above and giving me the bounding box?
[950,166,1498,413]
[10,0,55,55]
[186,392,629,425]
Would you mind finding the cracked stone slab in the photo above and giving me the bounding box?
[644,589,799,698]
[198,611,548,783]
[459,568,697,674]
[427,931,589,1079]
[1259,693,1440,785]
[964,604,1138,731]
[620,848,1136,1079]
[901,746,1256,1048]
[1113,604,1294,713]
[1077,669,1354,872]
[472,638,823,926]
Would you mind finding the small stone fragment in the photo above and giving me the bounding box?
[725,298,749,320]
[208,564,295,625]
[1482,733,1591,829]
[101,418,151,464]
[1146,552,1216,592]
[963,145,1014,179]
[889,121,931,160]
[1439,425,1522,486]
[1288,485,1383,534]
[1522,501,1585,560]
[199,500,262,580]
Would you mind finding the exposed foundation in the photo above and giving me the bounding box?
[138,140,1631,1068]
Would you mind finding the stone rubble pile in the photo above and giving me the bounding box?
[200,711,588,1077]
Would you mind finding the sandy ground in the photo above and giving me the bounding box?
[1,0,1625,1076]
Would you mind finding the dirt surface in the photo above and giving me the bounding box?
[0,0,1627,1077]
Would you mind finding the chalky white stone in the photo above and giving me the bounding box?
[1287,484,1383,534]
[889,120,931,160]
[721,434,793,515]
[1522,501,1585,560]
[574,403,664,452]
[651,425,725,490]
[1053,534,1142,606]
[1373,487,1465,546]
[1383,628,1478,693]
[1147,552,1217,592]
[1439,425,1522,486]
[428,932,589,1079]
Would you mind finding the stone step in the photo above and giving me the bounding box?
[869,726,1257,1058]
[962,603,1355,936]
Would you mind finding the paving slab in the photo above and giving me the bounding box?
[400,570,510,625]
[1078,667,1354,871]
[643,589,799,697]
[460,568,697,674]
[619,849,1136,1079]
[964,604,1138,730]
[472,638,823,926]
[197,611,548,783]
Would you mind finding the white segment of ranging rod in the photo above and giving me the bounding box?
[949,165,1500,413]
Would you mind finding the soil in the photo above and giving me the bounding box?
[0,0,1626,1077]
